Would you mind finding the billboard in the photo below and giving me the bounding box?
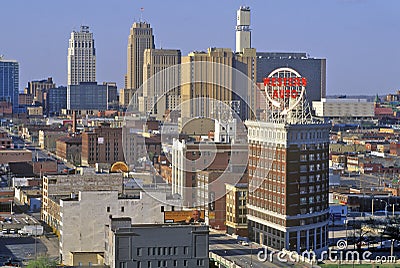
[164,210,205,223]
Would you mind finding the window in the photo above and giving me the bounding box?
[183,260,188,267]
[121,206,124,212]
[107,207,110,212]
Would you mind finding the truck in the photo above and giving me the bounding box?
[18,225,43,236]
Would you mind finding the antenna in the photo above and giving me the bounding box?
[140,7,144,22]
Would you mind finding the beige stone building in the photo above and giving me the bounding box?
[122,22,154,108]
[141,48,181,120]
[225,183,248,237]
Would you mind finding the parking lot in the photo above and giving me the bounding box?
[0,236,47,265]
[0,214,41,234]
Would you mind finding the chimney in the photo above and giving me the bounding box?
[72,110,77,133]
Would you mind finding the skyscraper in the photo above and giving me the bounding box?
[67,25,96,86]
[181,48,234,122]
[0,56,19,113]
[122,22,155,108]
[246,67,330,255]
[141,48,181,120]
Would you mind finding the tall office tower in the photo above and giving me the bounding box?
[124,22,155,108]
[181,48,233,123]
[0,56,19,113]
[246,67,330,255]
[67,25,96,86]
[141,48,181,120]
[235,6,251,53]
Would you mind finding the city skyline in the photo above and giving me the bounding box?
[1,0,399,95]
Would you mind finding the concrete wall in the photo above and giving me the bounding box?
[59,191,180,266]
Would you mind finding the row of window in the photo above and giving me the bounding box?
[120,259,204,268]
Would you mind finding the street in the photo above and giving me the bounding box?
[209,233,309,268]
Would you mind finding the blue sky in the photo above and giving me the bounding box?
[1,0,399,95]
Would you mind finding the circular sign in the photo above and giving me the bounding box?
[263,67,307,115]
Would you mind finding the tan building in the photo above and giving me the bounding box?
[123,22,155,108]
[141,48,181,120]
[225,183,248,237]
[234,48,257,120]
[81,125,124,167]
[27,77,55,104]
[181,47,256,123]
[27,106,43,116]
[0,150,32,164]
[181,48,233,122]
[197,170,246,231]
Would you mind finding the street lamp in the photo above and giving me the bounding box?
[380,200,388,217]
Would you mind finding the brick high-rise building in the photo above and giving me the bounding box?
[246,67,330,255]
[81,125,124,167]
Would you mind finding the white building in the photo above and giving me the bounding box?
[59,190,182,266]
[312,98,374,118]
[67,25,96,85]
[235,6,251,53]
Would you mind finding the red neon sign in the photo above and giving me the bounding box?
[263,77,307,87]
[263,77,307,99]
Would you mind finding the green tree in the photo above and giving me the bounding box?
[26,257,57,268]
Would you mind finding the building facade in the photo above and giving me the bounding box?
[105,219,209,268]
[67,25,96,85]
[0,57,19,113]
[27,77,55,104]
[59,191,179,266]
[225,183,248,237]
[67,82,117,111]
[181,48,234,122]
[123,22,155,108]
[56,136,82,165]
[312,98,375,119]
[81,125,124,167]
[141,48,181,120]
[46,86,67,116]
[246,67,330,255]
